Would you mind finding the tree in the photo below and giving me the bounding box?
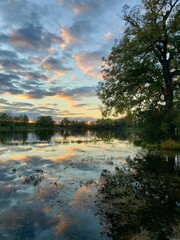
[14,114,29,127]
[21,114,29,126]
[59,118,70,127]
[97,0,180,139]
[35,116,55,129]
[0,112,14,128]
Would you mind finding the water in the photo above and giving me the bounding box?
[0,130,139,240]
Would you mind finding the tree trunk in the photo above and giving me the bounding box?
[163,66,176,139]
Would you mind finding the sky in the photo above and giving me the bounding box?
[0,0,138,122]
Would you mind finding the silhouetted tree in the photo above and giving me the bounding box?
[59,118,70,127]
[35,116,55,129]
[97,0,180,139]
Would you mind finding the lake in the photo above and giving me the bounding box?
[0,130,139,240]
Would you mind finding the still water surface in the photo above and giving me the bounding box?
[0,130,139,240]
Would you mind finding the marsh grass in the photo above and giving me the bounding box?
[161,139,180,150]
[134,139,180,150]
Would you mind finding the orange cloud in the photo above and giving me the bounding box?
[60,27,83,49]
[40,56,72,77]
[56,93,76,103]
[9,155,31,161]
[74,51,103,79]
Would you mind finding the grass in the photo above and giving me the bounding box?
[160,139,180,150]
[134,139,180,150]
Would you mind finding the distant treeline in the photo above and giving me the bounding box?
[59,117,128,130]
[36,116,130,130]
[0,112,29,128]
[1,112,179,143]
[0,112,131,131]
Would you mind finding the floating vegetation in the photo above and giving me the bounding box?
[23,175,43,186]
[3,138,102,146]
[22,169,44,186]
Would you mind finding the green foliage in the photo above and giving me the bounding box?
[35,116,55,129]
[90,118,127,130]
[161,139,180,150]
[137,107,168,140]
[97,0,180,139]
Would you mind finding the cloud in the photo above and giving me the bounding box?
[20,72,48,81]
[0,0,124,121]
[8,23,53,51]
[0,23,63,53]
[25,89,56,99]
[0,97,98,121]
[41,57,73,76]
[0,48,29,72]
[59,0,118,16]
[74,51,103,78]
[0,73,20,87]
[0,49,18,58]
[14,83,93,101]
[60,20,93,49]
[103,32,114,41]
[0,100,34,114]
[71,103,87,108]
[61,27,82,49]
[67,86,96,97]
[0,72,26,96]
[0,98,8,105]
[0,0,41,26]
[0,59,24,71]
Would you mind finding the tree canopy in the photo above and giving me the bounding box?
[97,0,180,138]
[35,116,55,129]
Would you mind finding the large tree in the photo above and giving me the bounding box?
[35,116,55,129]
[97,0,180,139]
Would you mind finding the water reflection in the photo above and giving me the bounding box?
[35,129,54,142]
[0,130,28,144]
[98,151,180,240]
[0,129,129,145]
[0,131,138,240]
[1,130,178,239]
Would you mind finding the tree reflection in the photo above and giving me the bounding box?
[98,151,180,240]
[35,129,54,141]
[0,130,28,144]
[93,129,128,142]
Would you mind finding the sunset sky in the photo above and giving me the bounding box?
[0,0,138,121]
